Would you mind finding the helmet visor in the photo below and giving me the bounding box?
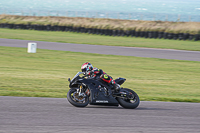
[82,68,87,73]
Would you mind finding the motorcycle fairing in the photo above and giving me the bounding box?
[78,78,119,106]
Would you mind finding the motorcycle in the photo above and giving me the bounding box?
[67,72,140,109]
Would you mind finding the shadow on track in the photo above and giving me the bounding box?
[136,107,174,111]
[84,105,174,111]
[85,105,124,109]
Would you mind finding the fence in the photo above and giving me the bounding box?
[0,23,199,41]
[1,9,200,22]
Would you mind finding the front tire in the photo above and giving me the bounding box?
[117,88,140,109]
[67,88,89,107]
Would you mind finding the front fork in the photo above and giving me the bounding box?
[77,84,87,97]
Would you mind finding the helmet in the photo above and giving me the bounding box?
[81,62,93,73]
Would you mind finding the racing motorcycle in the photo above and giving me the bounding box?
[67,72,140,109]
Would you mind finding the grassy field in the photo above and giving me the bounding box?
[1,46,200,102]
[0,28,200,51]
[1,15,200,34]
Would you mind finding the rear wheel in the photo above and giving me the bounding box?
[67,88,89,107]
[117,88,140,109]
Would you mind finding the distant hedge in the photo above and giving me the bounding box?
[0,23,199,41]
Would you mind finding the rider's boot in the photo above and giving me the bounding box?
[111,80,120,93]
[113,83,120,92]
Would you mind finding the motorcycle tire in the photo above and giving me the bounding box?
[67,88,89,107]
[117,88,140,109]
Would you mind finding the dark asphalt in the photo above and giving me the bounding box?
[0,96,200,133]
[0,38,200,61]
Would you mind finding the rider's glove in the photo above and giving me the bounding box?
[86,70,93,76]
[100,74,104,79]
[85,71,90,76]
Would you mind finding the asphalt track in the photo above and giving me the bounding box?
[0,38,200,61]
[0,96,200,133]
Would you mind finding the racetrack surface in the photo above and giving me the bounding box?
[0,38,200,61]
[1,96,200,133]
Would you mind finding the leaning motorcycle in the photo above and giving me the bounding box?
[67,72,140,109]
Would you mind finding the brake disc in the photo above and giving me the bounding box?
[73,92,85,102]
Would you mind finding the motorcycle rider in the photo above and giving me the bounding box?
[81,62,120,92]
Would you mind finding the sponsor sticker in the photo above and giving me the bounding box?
[96,100,109,103]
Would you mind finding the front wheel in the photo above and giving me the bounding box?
[117,88,140,109]
[67,88,89,107]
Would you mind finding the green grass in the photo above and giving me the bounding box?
[1,46,200,102]
[0,28,200,51]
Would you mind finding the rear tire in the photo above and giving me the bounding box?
[117,88,140,109]
[67,88,89,107]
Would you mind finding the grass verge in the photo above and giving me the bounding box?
[0,46,200,102]
[0,28,200,51]
[1,15,200,34]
